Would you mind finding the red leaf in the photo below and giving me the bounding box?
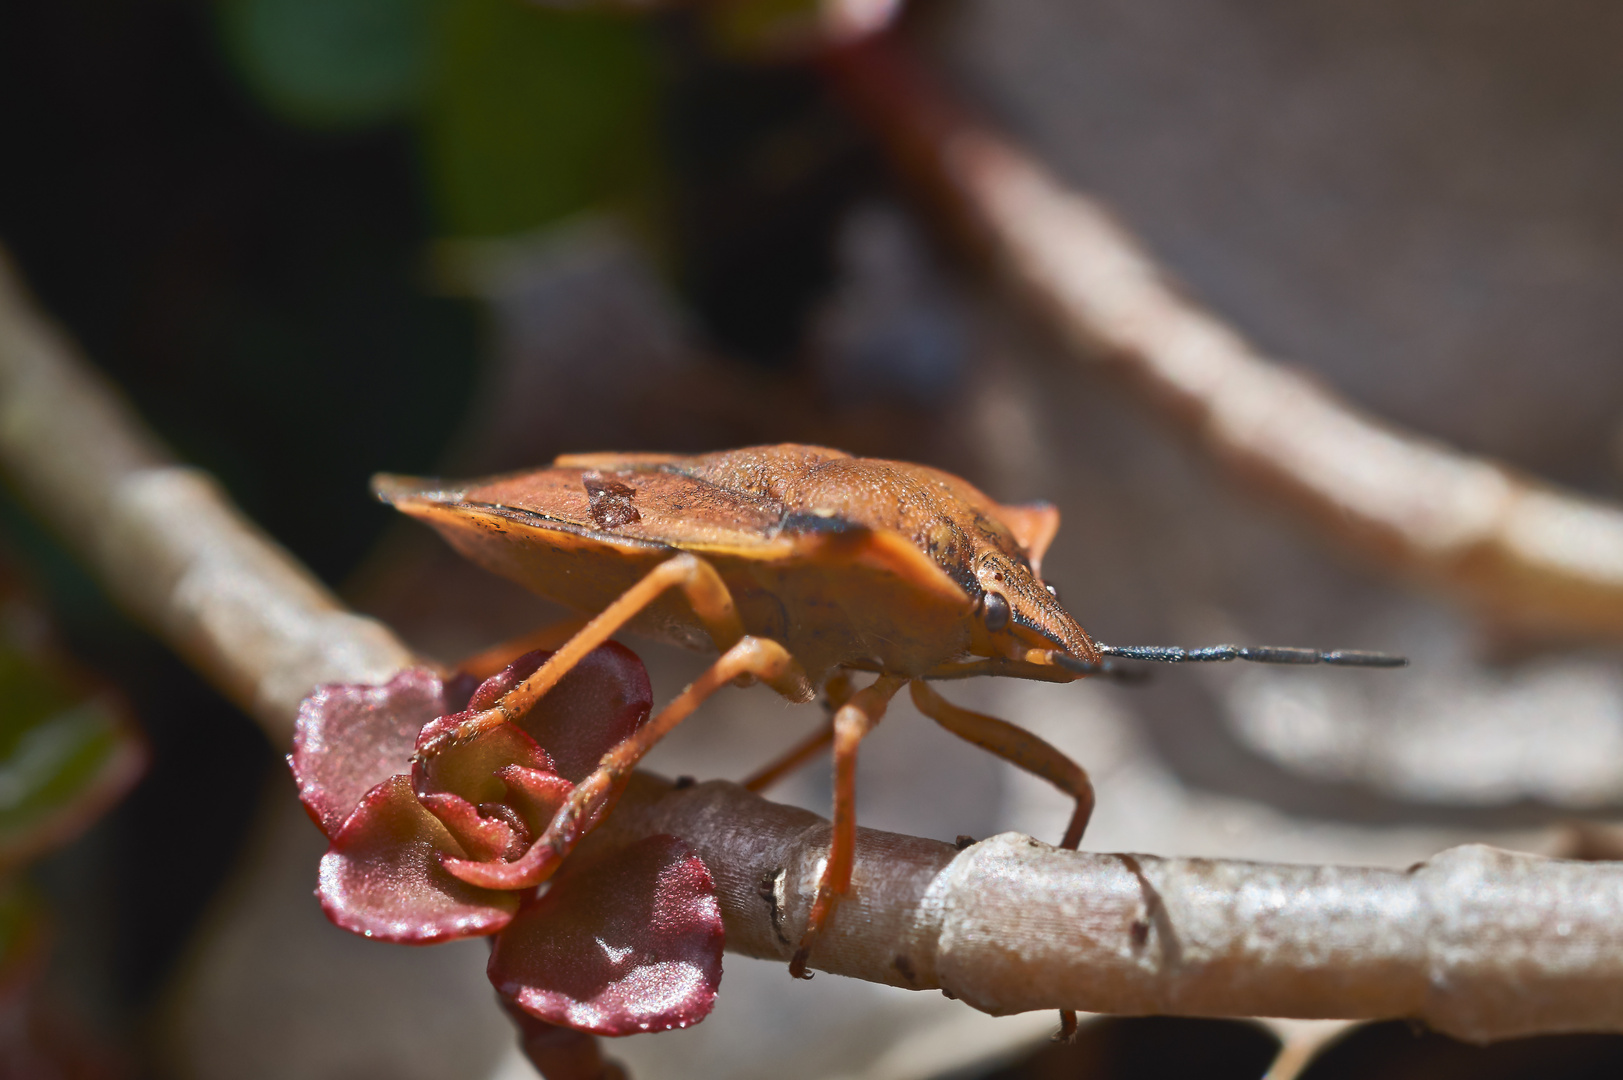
[498,765,575,838]
[488,835,723,1036]
[413,714,554,807]
[292,669,452,838]
[318,776,518,943]
[417,791,521,863]
[468,645,652,783]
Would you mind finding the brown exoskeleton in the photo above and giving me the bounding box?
[376,444,1402,1022]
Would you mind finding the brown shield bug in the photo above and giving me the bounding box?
[375,444,1403,1003]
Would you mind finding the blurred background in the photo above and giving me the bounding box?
[3,1,1623,1077]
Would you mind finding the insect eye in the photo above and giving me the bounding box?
[1043,581,1061,602]
[982,591,1011,632]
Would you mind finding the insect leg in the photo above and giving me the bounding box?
[909,681,1094,849]
[739,671,855,793]
[790,675,908,979]
[909,680,1091,1041]
[442,635,796,891]
[493,552,806,723]
[455,615,594,679]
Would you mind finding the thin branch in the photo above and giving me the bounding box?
[3,245,1622,1042]
[595,774,1623,1044]
[0,250,414,743]
[824,39,1623,643]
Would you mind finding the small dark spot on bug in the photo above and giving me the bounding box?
[672,775,696,790]
[941,988,957,1000]
[583,470,641,529]
[892,954,918,985]
[955,835,976,850]
[1130,918,1150,947]
[982,592,1011,632]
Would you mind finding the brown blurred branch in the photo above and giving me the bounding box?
[824,39,1623,643]
[0,249,414,744]
[2,247,1622,1042]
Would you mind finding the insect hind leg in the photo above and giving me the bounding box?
[442,635,798,891]
[539,635,798,869]
[456,615,594,679]
[493,552,810,723]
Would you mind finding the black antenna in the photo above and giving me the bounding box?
[1055,644,1407,677]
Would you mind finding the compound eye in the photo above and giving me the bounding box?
[982,591,1011,632]
[1043,581,1061,602]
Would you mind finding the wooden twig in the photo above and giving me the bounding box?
[823,39,1623,643]
[3,246,1622,1042]
[0,250,414,743]
[596,774,1623,1044]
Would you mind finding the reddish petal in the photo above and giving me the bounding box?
[292,669,452,838]
[488,835,724,1036]
[467,651,548,712]
[443,671,480,712]
[414,717,554,807]
[442,831,563,891]
[498,765,574,837]
[318,776,517,943]
[418,791,520,863]
[467,645,652,783]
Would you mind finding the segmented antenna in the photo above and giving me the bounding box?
[1055,644,1407,676]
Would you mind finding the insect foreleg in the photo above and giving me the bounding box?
[790,674,908,980]
[908,680,1091,1042]
[908,680,1095,849]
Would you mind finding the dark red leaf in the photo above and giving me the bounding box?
[413,714,554,807]
[418,791,521,863]
[497,765,574,837]
[292,669,452,838]
[318,776,517,943]
[488,835,723,1036]
[467,645,652,783]
[441,828,564,891]
[466,650,548,712]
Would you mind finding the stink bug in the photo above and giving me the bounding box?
[374,444,1403,996]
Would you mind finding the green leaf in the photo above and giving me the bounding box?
[0,645,144,869]
[219,0,434,128]
[424,0,661,237]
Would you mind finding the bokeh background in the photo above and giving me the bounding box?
[3,1,1623,1077]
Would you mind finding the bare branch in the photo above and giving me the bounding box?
[0,249,415,744]
[596,774,1623,1044]
[824,40,1623,643]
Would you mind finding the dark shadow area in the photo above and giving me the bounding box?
[972,1017,1280,1080]
[1298,1020,1623,1080]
